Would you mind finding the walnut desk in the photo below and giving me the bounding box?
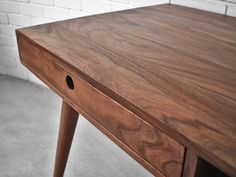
[16,4,236,177]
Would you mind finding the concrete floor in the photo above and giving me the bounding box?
[0,75,152,177]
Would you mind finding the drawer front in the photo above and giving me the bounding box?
[18,36,184,177]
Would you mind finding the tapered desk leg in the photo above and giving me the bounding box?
[182,149,198,177]
[53,101,79,177]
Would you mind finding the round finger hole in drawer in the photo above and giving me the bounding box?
[66,75,74,90]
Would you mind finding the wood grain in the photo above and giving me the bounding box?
[17,36,184,177]
[16,4,236,177]
[53,101,79,177]
[182,149,198,177]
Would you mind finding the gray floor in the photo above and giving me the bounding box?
[0,75,152,177]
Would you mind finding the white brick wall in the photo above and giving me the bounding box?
[0,13,8,23]
[0,35,14,46]
[0,0,235,86]
[55,0,81,10]
[31,0,54,6]
[172,0,227,14]
[8,14,31,26]
[228,4,236,16]
[82,0,111,14]
[44,6,69,20]
[20,3,44,17]
[0,1,19,13]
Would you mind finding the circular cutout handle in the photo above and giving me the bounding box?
[66,75,74,90]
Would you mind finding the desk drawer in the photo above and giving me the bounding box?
[18,36,185,177]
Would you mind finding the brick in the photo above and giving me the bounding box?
[30,0,54,5]
[13,37,18,47]
[111,3,131,11]
[111,0,129,4]
[0,56,16,67]
[0,1,19,13]
[82,0,112,14]
[0,25,18,36]
[7,64,29,80]
[130,0,168,7]
[15,0,29,2]
[171,0,226,14]
[8,14,31,26]
[20,3,44,17]
[0,46,19,58]
[44,6,69,20]
[207,0,229,5]
[15,55,21,64]
[0,13,8,24]
[227,0,236,3]
[0,35,14,46]
[31,17,53,25]
[55,0,81,10]
[68,10,85,18]
[227,5,236,17]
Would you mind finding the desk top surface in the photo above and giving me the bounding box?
[17,4,236,175]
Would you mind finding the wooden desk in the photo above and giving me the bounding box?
[16,4,236,177]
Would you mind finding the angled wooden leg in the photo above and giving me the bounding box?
[53,101,79,177]
[182,149,198,177]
